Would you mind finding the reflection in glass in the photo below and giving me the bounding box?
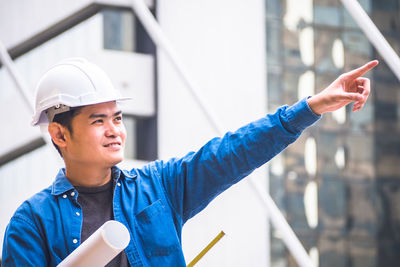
[314,5,341,27]
[283,71,303,103]
[332,38,344,69]
[267,0,400,265]
[271,154,285,176]
[298,70,315,100]
[332,107,346,124]
[304,181,318,228]
[342,31,372,68]
[314,29,341,73]
[309,246,320,267]
[335,146,346,170]
[299,27,314,66]
[288,171,298,181]
[283,29,303,67]
[283,0,313,32]
[305,137,317,177]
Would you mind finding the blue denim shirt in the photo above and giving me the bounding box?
[2,98,320,266]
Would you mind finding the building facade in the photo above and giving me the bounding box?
[266,0,400,266]
[0,0,268,266]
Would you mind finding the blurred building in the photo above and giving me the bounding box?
[0,0,399,266]
[266,0,400,266]
[0,1,268,266]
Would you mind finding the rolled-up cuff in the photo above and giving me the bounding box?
[285,97,321,133]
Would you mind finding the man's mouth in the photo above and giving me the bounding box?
[104,142,121,147]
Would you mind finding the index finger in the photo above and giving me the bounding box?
[346,60,379,78]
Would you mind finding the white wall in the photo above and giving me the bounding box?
[0,0,270,265]
[0,11,105,254]
[0,2,153,254]
[157,0,268,265]
[0,146,64,254]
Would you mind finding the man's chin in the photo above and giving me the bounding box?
[102,153,124,167]
[109,157,124,167]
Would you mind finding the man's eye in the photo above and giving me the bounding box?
[115,116,122,122]
[92,119,103,124]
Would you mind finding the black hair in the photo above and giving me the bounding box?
[51,107,82,157]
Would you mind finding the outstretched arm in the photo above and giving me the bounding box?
[307,60,379,115]
[156,61,379,223]
[156,99,320,223]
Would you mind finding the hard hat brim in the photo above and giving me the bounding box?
[31,96,132,126]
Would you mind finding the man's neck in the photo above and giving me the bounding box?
[65,162,112,187]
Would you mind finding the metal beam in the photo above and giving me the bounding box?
[1,2,142,65]
[0,137,46,167]
[5,4,101,62]
[340,0,400,81]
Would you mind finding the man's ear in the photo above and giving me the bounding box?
[48,122,68,148]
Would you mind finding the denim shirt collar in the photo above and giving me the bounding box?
[51,166,137,196]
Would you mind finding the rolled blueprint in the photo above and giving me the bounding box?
[58,220,130,267]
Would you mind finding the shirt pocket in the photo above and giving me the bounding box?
[135,199,180,258]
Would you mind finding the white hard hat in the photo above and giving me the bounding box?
[31,57,131,125]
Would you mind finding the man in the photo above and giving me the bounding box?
[2,57,378,266]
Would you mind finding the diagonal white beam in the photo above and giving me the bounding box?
[0,40,51,163]
[0,41,34,112]
[341,0,400,82]
[130,1,314,266]
[130,0,224,135]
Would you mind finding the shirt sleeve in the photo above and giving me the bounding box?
[2,209,48,266]
[154,98,321,224]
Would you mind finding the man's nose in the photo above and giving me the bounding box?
[105,122,120,137]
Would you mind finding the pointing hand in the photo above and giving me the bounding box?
[307,60,379,115]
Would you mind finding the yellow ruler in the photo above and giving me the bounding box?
[187,231,225,267]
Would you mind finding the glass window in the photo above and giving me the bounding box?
[319,177,347,228]
[314,5,341,27]
[298,70,315,100]
[304,181,318,229]
[123,116,137,159]
[266,19,283,67]
[281,70,298,101]
[103,9,136,52]
[282,27,304,67]
[314,28,342,74]
[342,30,372,70]
[267,70,283,108]
[266,0,283,19]
[267,1,400,266]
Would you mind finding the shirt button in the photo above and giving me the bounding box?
[117,183,121,186]
[73,239,78,244]
[71,192,75,197]
[75,212,80,216]
[62,194,67,199]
